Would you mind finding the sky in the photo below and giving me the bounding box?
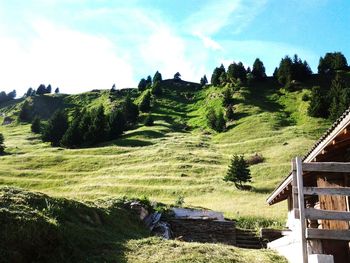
[0,0,349,95]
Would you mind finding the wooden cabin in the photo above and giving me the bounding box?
[267,108,350,263]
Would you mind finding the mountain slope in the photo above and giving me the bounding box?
[0,79,330,224]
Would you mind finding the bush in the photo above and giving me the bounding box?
[246,153,264,165]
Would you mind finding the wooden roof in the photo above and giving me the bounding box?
[267,107,350,205]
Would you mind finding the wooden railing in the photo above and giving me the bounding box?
[292,157,350,263]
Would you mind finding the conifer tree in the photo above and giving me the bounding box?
[139,90,152,112]
[42,109,68,146]
[31,116,41,134]
[222,88,232,107]
[226,106,234,120]
[18,101,32,122]
[138,78,147,91]
[0,133,5,154]
[200,75,208,87]
[85,106,107,145]
[153,71,162,83]
[108,109,126,140]
[60,112,84,148]
[308,86,328,118]
[123,95,139,125]
[252,58,266,80]
[174,72,181,80]
[224,154,251,189]
[151,81,162,96]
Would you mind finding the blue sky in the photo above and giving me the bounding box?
[0,0,349,95]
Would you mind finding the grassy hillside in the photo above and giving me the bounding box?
[0,79,330,226]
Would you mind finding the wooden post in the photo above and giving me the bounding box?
[296,156,308,263]
[292,160,299,219]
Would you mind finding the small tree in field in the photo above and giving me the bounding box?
[31,116,41,134]
[224,154,251,189]
[0,133,5,154]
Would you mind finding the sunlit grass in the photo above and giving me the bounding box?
[0,82,330,226]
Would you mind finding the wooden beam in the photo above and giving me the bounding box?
[302,162,350,173]
[306,229,350,241]
[305,208,350,221]
[303,187,350,196]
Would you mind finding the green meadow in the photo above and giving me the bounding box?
[0,80,330,223]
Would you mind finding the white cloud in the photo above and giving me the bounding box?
[193,32,222,51]
[0,20,134,95]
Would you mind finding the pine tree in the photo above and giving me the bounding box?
[153,71,162,83]
[42,110,68,146]
[46,84,52,93]
[139,91,152,112]
[18,101,32,122]
[226,106,234,120]
[252,58,266,80]
[85,106,107,145]
[31,116,41,134]
[224,155,251,189]
[222,88,232,107]
[200,75,208,87]
[60,112,84,148]
[108,110,126,140]
[123,95,139,125]
[146,75,152,86]
[55,87,60,94]
[138,78,147,91]
[0,133,5,154]
[308,86,328,118]
[151,81,162,96]
[174,72,181,80]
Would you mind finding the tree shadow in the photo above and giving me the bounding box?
[110,138,153,147]
[239,80,283,113]
[250,186,274,194]
[123,129,166,139]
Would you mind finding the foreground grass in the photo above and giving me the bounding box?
[0,187,286,263]
[124,237,287,263]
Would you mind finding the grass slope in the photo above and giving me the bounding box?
[0,187,287,263]
[0,80,330,226]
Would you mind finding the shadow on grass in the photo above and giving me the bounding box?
[0,187,150,263]
[239,80,283,113]
[123,129,166,139]
[251,186,275,194]
[111,138,153,147]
